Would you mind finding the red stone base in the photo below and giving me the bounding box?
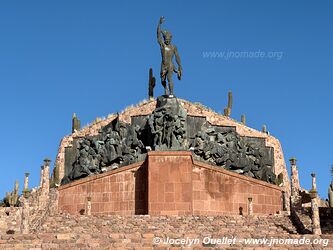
[58,151,282,216]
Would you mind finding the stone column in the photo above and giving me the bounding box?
[23,173,30,198]
[248,197,253,215]
[21,197,30,234]
[24,173,29,191]
[42,158,51,194]
[86,197,92,216]
[310,191,321,235]
[38,158,51,208]
[311,173,317,191]
[290,158,300,196]
[290,157,301,210]
[39,166,44,188]
[309,172,321,235]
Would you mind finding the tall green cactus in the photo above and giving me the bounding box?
[224,91,233,117]
[262,124,267,134]
[148,68,156,99]
[72,113,81,133]
[241,114,246,125]
[8,180,19,207]
[50,164,60,188]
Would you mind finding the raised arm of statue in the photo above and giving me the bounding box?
[174,46,182,80]
[157,16,164,47]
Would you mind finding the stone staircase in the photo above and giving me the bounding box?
[291,209,313,234]
[1,213,333,249]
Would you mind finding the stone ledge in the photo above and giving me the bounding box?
[147,151,192,156]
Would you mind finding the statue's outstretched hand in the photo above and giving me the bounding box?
[159,16,165,24]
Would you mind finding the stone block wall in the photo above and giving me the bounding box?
[58,161,147,215]
[0,207,22,234]
[192,161,282,215]
[58,152,283,216]
[147,151,193,216]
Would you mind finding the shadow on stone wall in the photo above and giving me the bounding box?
[134,163,148,215]
[320,207,333,234]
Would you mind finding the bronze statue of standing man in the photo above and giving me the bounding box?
[157,16,182,96]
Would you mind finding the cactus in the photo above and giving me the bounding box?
[262,124,267,133]
[50,164,60,188]
[148,68,156,99]
[5,192,10,206]
[93,117,102,124]
[241,114,246,125]
[224,91,233,117]
[329,181,333,207]
[8,180,19,207]
[72,113,81,133]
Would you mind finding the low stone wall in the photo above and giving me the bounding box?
[192,161,282,215]
[59,152,283,216]
[0,207,22,234]
[58,161,147,216]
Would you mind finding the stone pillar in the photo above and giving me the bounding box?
[248,197,253,215]
[23,173,30,198]
[310,191,321,235]
[39,166,44,188]
[21,197,30,234]
[309,172,321,235]
[147,151,192,216]
[38,158,51,208]
[311,173,317,191]
[290,158,300,196]
[23,173,29,191]
[86,197,92,216]
[42,158,51,194]
[290,157,301,210]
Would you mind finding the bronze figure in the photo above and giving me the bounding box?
[157,16,182,96]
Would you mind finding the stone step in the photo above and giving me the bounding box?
[38,214,298,235]
[5,213,332,249]
[1,232,332,249]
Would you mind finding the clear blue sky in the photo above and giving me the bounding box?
[0,1,332,199]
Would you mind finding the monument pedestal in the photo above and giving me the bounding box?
[147,151,192,215]
[58,151,283,216]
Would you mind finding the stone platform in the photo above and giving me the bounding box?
[52,98,290,215]
[58,151,282,216]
